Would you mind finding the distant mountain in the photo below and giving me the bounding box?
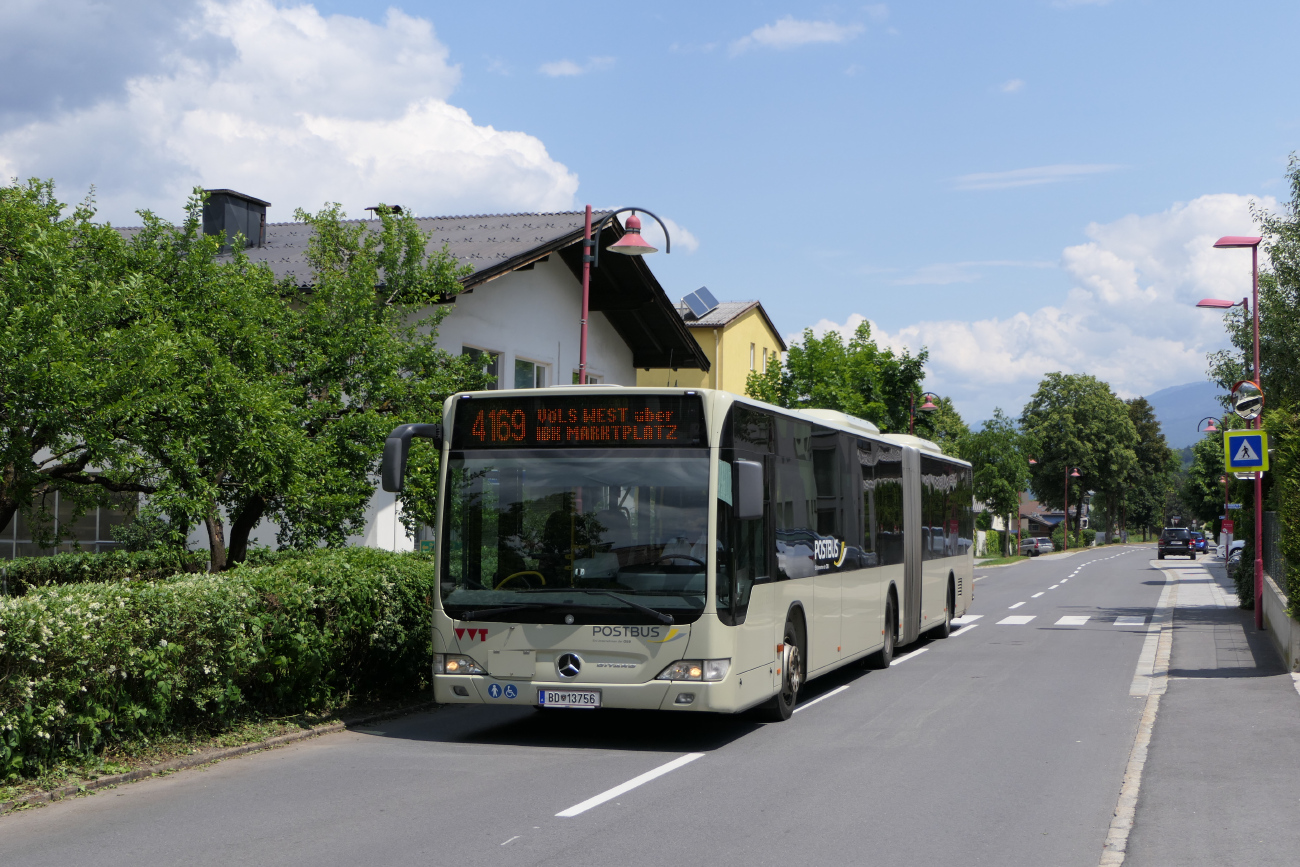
[1142,381,1224,449]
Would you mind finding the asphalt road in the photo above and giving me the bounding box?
[2,547,1185,866]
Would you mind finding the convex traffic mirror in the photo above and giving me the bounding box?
[1231,380,1263,421]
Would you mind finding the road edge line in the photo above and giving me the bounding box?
[1102,566,1178,864]
[556,752,705,817]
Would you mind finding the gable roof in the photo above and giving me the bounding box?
[675,299,788,351]
[121,209,710,372]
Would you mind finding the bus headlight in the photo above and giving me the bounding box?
[656,659,730,682]
[435,653,485,675]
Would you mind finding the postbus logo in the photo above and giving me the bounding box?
[813,538,848,567]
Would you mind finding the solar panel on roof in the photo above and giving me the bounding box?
[683,287,718,319]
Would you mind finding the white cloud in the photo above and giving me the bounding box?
[798,193,1272,423]
[1001,78,1026,93]
[730,17,865,55]
[642,216,699,254]
[863,5,890,23]
[0,0,578,223]
[539,56,615,77]
[954,163,1122,191]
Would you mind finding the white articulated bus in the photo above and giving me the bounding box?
[381,387,974,721]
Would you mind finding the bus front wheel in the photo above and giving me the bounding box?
[758,619,804,721]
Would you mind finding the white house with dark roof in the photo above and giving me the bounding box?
[130,190,711,556]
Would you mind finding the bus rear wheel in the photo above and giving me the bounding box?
[758,619,804,721]
[932,582,954,639]
[864,596,896,669]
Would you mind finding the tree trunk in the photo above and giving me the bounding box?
[205,511,227,572]
[226,495,267,566]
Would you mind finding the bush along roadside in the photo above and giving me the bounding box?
[0,548,436,784]
[0,549,209,598]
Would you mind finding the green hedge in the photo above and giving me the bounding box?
[0,549,209,597]
[0,548,436,783]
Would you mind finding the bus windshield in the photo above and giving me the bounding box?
[441,449,711,624]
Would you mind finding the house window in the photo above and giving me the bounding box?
[514,358,547,389]
[2,491,137,559]
[462,347,501,389]
[749,343,756,370]
[761,347,768,372]
[571,371,601,384]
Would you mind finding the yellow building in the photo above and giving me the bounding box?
[636,297,786,394]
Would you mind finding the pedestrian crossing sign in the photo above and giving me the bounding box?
[1224,430,1268,472]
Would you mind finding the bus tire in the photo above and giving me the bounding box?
[864,595,896,669]
[758,618,804,721]
[932,580,954,639]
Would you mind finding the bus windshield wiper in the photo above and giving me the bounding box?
[455,601,564,621]
[574,590,674,625]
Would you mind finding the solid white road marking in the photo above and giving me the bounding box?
[951,624,979,637]
[952,614,983,625]
[1056,616,1091,626]
[1032,592,1044,598]
[1114,616,1146,626]
[998,615,1036,625]
[1009,601,1026,609]
[1292,674,1300,699]
[556,753,705,817]
[501,836,520,846]
[792,684,850,713]
[890,648,929,666]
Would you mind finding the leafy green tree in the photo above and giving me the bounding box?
[0,180,160,546]
[266,203,487,554]
[1020,373,1139,540]
[1182,426,1228,529]
[745,321,928,432]
[958,408,1030,556]
[1114,397,1178,540]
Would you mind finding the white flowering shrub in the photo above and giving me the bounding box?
[0,548,436,782]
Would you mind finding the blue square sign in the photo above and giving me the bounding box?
[1224,430,1269,472]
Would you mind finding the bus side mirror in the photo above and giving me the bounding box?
[381,423,444,492]
[735,460,764,520]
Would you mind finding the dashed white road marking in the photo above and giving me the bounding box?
[998,615,1036,625]
[952,614,983,625]
[890,647,929,666]
[793,683,850,713]
[1061,579,1069,583]
[1114,616,1147,626]
[501,836,520,846]
[1056,616,1091,626]
[1049,584,1060,589]
[952,624,979,637]
[1009,601,1026,609]
[557,753,705,817]
[1032,592,1044,598]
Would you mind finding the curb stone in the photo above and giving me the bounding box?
[0,701,438,815]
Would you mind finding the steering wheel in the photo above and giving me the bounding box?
[649,555,707,568]
[495,570,546,590]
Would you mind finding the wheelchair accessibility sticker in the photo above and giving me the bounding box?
[487,683,518,700]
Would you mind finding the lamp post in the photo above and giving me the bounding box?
[1064,466,1080,551]
[910,391,939,435]
[1199,234,1263,628]
[578,206,672,384]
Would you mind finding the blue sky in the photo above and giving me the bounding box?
[4,0,1298,426]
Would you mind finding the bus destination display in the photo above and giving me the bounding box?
[452,395,705,449]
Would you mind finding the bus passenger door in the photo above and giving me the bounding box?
[725,454,776,701]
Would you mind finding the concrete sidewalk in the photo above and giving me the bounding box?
[1126,559,1300,866]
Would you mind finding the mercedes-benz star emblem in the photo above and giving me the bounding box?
[556,653,582,679]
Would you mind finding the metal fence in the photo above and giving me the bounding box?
[1263,511,1286,583]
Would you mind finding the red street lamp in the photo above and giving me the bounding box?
[910,391,940,435]
[1202,234,1264,629]
[1197,416,1219,434]
[578,206,671,384]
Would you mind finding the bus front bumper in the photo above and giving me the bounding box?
[434,675,736,712]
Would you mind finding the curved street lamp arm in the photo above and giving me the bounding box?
[587,207,672,269]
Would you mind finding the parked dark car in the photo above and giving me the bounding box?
[1158,527,1195,560]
